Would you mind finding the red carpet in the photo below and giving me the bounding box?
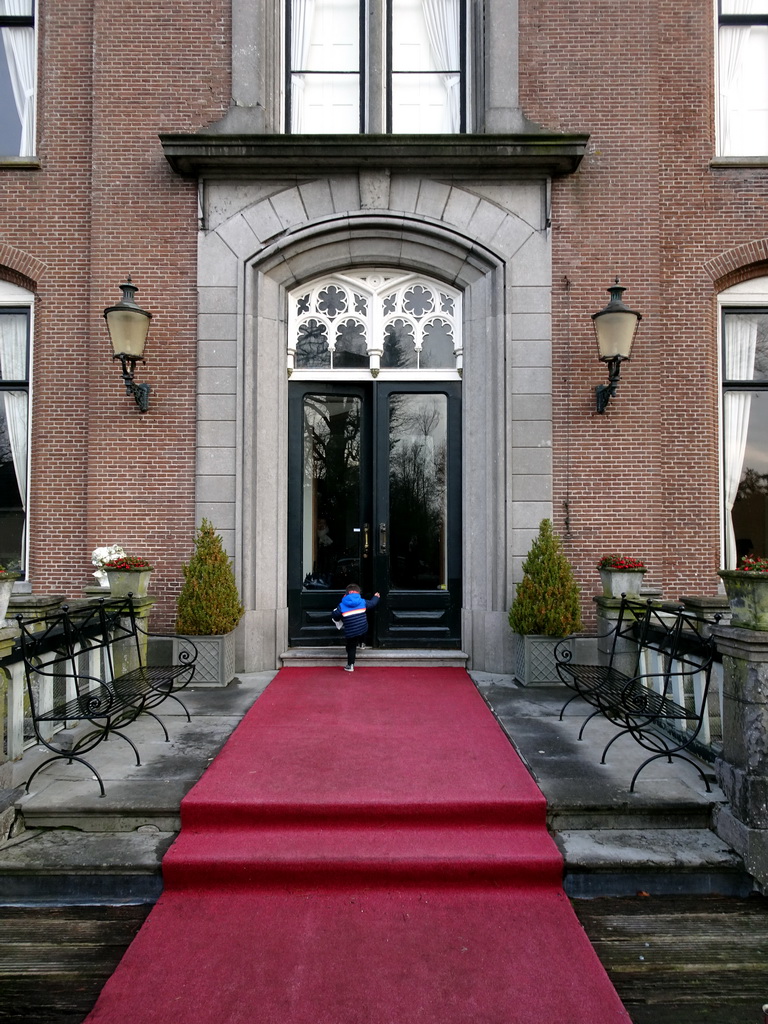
[84,667,631,1023]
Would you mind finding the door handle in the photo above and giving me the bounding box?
[363,523,370,559]
[379,522,387,554]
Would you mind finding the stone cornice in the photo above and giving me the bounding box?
[159,132,589,180]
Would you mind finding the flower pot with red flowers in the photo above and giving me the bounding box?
[719,555,768,631]
[597,555,647,597]
[102,555,154,597]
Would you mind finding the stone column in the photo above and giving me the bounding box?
[710,623,768,890]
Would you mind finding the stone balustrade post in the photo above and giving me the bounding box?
[710,623,768,890]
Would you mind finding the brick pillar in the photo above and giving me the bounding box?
[710,623,768,890]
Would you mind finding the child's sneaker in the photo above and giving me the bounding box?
[358,643,367,650]
[344,664,354,672]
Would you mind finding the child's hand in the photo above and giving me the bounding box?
[374,592,380,597]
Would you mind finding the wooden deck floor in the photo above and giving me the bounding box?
[0,896,766,1023]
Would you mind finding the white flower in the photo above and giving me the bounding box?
[92,544,126,569]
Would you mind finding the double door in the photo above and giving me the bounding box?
[288,381,461,647]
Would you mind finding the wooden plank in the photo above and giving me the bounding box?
[0,905,151,1024]
[0,897,767,1023]
[573,894,768,1024]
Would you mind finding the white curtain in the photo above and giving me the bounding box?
[291,0,316,132]
[723,315,758,567]
[1,0,35,157]
[0,313,28,573]
[422,0,461,132]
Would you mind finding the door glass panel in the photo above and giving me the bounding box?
[388,393,447,590]
[302,394,362,590]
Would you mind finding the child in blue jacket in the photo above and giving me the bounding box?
[332,584,380,672]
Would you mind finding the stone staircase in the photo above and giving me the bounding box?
[0,669,755,904]
[472,676,753,898]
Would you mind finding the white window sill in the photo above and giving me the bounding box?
[711,156,768,169]
[0,157,41,170]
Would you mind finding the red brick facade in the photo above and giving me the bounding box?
[521,0,768,604]
[0,2,229,623]
[1,0,766,632]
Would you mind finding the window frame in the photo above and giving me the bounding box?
[716,0,768,158]
[0,294,32,579]
[285,0,467,134]
[719,281,768,568]
[0,0,37,160]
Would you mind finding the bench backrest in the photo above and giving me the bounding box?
[16,596,144,718]
[607,596,718,689]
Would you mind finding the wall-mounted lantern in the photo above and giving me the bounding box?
[592,278,642,414]
[103,277,153,413]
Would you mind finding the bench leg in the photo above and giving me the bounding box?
[141,709,170,743]
[577,708,605,741]
[630,751,712,793]
[558,691,583,721]
[25,754,106,798]
[95,723,142,766]
[163,692,191,722]
[600,722,672,765]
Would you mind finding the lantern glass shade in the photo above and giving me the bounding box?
[592,281,642,362]
[593,310,638,361]
[105,306,151,359]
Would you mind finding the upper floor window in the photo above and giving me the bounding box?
[288,272,462,378]
[0,0,35,158]
[717,0,768,156]
[287,0,466,133]
[721,279,768,567]
[0,283,31,576]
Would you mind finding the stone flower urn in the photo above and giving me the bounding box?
[598,568,646,598]
[718,568,768,630]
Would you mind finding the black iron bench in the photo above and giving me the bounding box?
[555,596,721,791]
[16,596,197,796]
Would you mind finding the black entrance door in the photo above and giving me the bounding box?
[288,381,461,647]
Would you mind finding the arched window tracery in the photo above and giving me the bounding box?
[288,271,462,378]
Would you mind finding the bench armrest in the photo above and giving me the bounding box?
[135,623,199,667]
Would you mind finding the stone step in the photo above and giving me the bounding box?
[280,648,469,668]
[0,828,170,903]
[557,828,754,898]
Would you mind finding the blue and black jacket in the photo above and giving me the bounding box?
[332,591,379,639]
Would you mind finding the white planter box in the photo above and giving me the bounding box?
[173,629,237,687]
[512,632,572,685]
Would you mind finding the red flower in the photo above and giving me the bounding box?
[103,555,153,571]
[735,555,768,574]
[597,555,646,571]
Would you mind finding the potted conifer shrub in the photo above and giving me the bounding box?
[173,519,244,686]
[508,518,583,685]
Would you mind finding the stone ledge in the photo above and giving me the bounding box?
[160,132,589,180]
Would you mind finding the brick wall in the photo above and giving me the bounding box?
[0,0,230,626]
[520,0,768,610]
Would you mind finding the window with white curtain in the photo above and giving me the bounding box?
[287,0,466,133]
[0,290,30,576]
[721,283,768,567]
[717,0,768,156]
[0,0,35,158]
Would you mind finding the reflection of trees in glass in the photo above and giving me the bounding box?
[382,319,416,368]
[334,319,368,368]
[304,395,361,587]
[421,319,453,368]
[737,468,768,497]
[296,319,330,367]
[389,396,446,589]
